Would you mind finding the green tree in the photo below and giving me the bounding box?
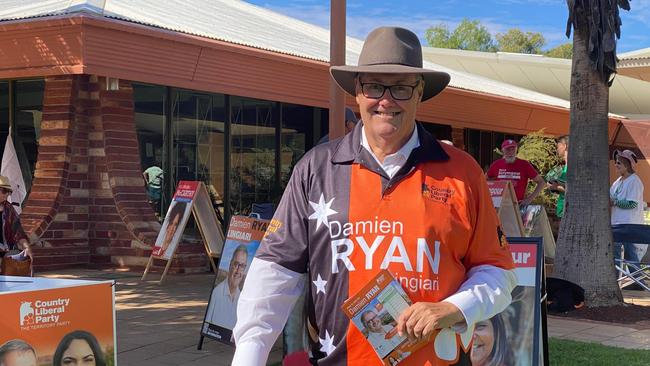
[425,19,497,52]
[517,130,562,213]
[544,43,573,59]
[496,28,546,54]
[554,0,631,307]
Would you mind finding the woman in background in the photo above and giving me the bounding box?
[610,149,646,263]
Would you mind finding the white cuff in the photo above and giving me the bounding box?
[231,341,268,366]
[442,292,478,334]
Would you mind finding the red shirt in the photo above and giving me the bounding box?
[487,158,539,201]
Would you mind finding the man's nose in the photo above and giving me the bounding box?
[378,92,397,105]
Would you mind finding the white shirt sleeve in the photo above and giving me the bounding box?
[442,264,517,333]
[232,258,306,366]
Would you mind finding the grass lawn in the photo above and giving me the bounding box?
[549,338,650,365]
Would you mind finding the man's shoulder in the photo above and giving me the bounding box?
[293,138,342,172]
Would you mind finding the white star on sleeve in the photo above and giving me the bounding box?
[313,274,327,295]
[319,330,336,356]
[308,194,337,230]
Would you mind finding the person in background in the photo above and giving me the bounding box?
[317,107,358,145]
[487,139,545,207]
[0,340,37,366]
[548,135,569,219]
[0,175,32,266]
[143,159,163,217]
[610,149,646,263]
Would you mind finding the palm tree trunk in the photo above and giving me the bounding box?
[553,19,623,306]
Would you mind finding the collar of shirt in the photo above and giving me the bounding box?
[361,125,420,179]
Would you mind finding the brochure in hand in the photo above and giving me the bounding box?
[341,270,427,365]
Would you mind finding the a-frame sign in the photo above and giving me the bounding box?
[142,181,225,284]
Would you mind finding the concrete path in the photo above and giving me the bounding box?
[38,269,650,365]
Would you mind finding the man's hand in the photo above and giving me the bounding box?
[397,302,465,342]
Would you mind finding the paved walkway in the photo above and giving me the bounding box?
[38,269,650,365]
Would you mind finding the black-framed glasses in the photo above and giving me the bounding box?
[359,81,419,100]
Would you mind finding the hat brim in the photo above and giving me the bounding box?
[0,185,12,192]
[613,150,638,164]
[330,64,450,101]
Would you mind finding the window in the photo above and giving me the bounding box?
[134,83,167,218]
[172,90,226,213]
[0,82,7,155]
[0,79,44,195]
[229,97,278,216]
[133,83,325,224]
[280,103,322,187]
[14,80,44,191]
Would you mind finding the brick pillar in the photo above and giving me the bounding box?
[21,75,94,270]
[451,127,465,151]
[25,75,209,273]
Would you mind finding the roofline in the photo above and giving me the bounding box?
[0,12,627,139]
[422,46,572,67]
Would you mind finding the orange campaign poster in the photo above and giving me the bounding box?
[0,277,115,366]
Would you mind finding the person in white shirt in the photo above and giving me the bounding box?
[610,149,646,263]
[206,245,248,329]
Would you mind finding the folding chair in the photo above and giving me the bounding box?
[612,224,650,291]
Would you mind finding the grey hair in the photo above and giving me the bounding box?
[0,340,35,365]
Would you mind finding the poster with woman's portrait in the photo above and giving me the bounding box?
[470,238,544,366]
[0,279,115,366]
[151,199,193,260]
[201,216,269,345]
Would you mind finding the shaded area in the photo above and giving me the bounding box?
[40,269,283,366]
[553,300,650,329]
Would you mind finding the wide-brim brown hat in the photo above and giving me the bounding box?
[330,27,451,102]
[0,175,13,192]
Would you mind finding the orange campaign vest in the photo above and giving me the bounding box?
[257,123,514,366]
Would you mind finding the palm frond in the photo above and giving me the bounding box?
[565,0,631,85]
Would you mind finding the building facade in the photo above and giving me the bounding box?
[1,2,604,272]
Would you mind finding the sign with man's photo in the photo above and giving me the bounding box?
[201,215,270,345]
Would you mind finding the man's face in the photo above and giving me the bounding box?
[362,311,383,333]
[2,350,37,366]
[228,250,248,289]
[502,146,517,161]
[355,73,422,144]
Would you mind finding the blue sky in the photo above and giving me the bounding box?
[246,0,650,53]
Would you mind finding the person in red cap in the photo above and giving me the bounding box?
[486,139,545,206]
